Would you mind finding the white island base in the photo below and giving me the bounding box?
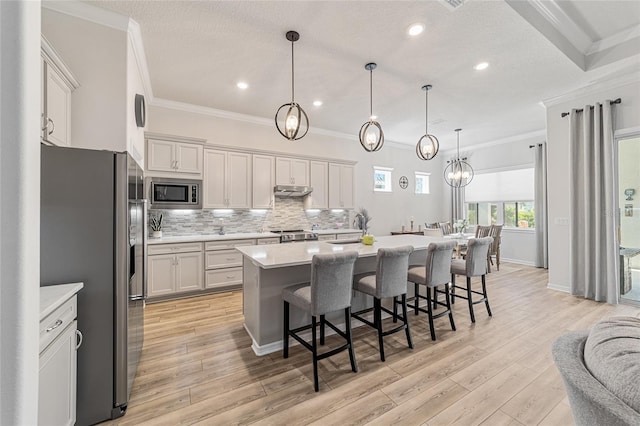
[238,235,444,356]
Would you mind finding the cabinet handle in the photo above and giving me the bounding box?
[46,319,63,332]
[47,118,55,135]
[76,329,83,349]
[226,257,235,261]
[41,113,47,132]
[226,275,235,279]
[175,161,179,170]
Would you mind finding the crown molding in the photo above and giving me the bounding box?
[42,1,129,31]
[587,24,640,56]
[41,35,80,89]
[528,0,592,54]
[150,97,412,149]
[440,129,546,155]
[542,70,640,107]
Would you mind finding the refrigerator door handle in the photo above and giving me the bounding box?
[142,199,148,300]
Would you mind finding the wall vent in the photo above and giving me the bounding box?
[439,0,466,11]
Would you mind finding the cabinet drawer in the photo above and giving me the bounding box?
[206,249,243,269]
[257,238,280,245]
[317,234,337,241]
[206,267,243,288]
[148,242,203,255]
[40,296,77,354]
[205,239,256,251]
[337,233,362,240]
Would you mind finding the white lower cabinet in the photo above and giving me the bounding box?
[205,239,255,289]
[147,243,204,298]
[39,290,81,426]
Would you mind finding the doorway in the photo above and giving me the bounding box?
[618,134,640,303]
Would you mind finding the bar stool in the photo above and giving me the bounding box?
[351,246,414,362]
[282,251,358,392]
[450,236,493,323]
[407,241,457,341]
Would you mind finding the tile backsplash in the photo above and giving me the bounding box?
[152,198,353,236]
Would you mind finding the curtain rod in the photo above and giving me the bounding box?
[560,98,621,118]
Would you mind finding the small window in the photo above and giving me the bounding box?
[415,172,430,195]
[504,201,535,228]
[373,167,393,192]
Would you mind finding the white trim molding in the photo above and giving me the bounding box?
[441,129,545,156]
[42,0,129,31]
[127,19,154,101]
[547,282,570,293]
[543,70,640,108]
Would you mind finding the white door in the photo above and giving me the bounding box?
[45,64,71,147]
[308,161,328,209]
[341,164,355,209]
[203,150,227,208]
[252,155,275,209]
[39,321,77,426]
[175,251,204,292]
[147,140,176,172]
[227,152,251,208]
[148,254,176,297]
[290,159,310,186]
[175,143,202,175]
[328,163,342,208]
[275,157,293,185]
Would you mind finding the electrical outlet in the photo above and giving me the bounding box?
[554,217,570,226]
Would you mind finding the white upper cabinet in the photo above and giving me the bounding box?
[252,154,275,209]
[203,149,251,209]
[147,138,204,178]
[329,163,355,209]
[41,36,79,147]
[306,161,328,209]
[276,157,309,186]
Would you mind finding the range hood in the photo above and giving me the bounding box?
[274,185,313,197]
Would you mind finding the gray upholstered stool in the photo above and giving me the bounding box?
[282,251,358,392]
[407,240,457,341]
[450,236,493,323]
[351,246,414,362]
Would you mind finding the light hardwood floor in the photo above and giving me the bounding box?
[106,263,640,425]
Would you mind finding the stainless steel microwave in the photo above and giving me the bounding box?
[147,178,202,209]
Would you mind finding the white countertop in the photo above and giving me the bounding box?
[310,228,363,235]
[40,282,84,321]
[148,232,280,245]
[237,234,447,269]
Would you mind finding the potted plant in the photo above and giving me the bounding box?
[149,212,163,238]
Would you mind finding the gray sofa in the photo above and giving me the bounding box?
[552,317,640,426]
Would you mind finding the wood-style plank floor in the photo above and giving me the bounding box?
[105,263,640,425]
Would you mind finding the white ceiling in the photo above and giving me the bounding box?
[81,0,640,150]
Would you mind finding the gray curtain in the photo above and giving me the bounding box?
[534,143,548,268]
[569,102,619,303]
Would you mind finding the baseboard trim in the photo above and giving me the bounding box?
[547,282,570,293]
[501,258,536,267]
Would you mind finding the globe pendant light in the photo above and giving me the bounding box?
[358,63,384,152]
[416,84,439,160]
[444,128,474,188]
[275,31,309,141]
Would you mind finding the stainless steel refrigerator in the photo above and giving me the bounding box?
[40,145,146,425]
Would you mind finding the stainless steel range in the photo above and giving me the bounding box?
[273,229,319,243]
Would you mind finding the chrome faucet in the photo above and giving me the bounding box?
[218,224,225,235]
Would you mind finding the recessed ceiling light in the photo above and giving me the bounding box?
[313,100,323,107]
[237,81,248,89]
[473,62,489,71]
[408,23,424,36]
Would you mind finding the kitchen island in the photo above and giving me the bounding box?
[237,234,446,355]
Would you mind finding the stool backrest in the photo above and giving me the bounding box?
[311,251,358,315]
[488,224,503,255]
[475,225,491,238]
[375,246,414,298]
[465,237,493,276]
[425,241,457,286]
[439,222,453,236]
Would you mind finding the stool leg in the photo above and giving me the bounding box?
[375,298,385,362]
[414,283,419,315]
[402,293,413,349]
[446,283,456,331]
[467,276,475,323]
[320,314,326,345]
[433,285,438,310]
[393,296,398,323]
[283,301,289,359]
[482,275,492,317]
[345,307,358,373]
[312,315,319,392]
[426,287,436,341]
[451,274,456,304]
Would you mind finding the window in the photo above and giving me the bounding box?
[465,168,535,229]
[414,172,430,194]
[373,166,392,192]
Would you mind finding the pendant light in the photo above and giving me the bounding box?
[444,129,474,187]
[416,84,439,160]
[275,30,309,141]
[359,63,384,152]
